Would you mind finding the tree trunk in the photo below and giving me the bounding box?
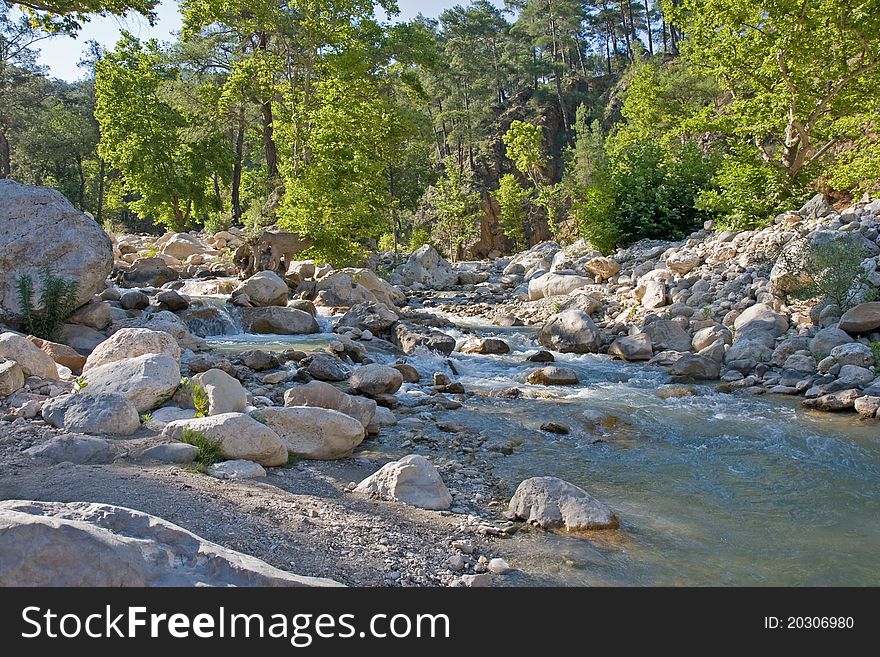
[257,31,279,181]
[96,159,105,224]
[231,110,245,221]
[0,131,10,179]
[644,0,654,55]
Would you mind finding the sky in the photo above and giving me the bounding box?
[31,0,505,81]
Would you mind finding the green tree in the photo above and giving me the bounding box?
[494,173,529,248]
[427,160,481,261]
[5,0,157,33]
[503,119,546,185]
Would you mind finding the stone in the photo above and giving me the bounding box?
[803,389,861,411]
[461,573,493,587]
[528,273,592,301]
[84,328,180,372]
[526,351,555,363]
[119,290,150,311]
[508,476,618,531]
[161,233,211,260]
[0,181,113,320]
[284,381,377,429]
[355,454,452,510]
[457,271,489,285]
[163,413,288,466]
[830,342,874,368]
[0,359,25,398]
[369,406,397,429]
[527,366,579,386]
[336,302,399,334]
[68,297,112,330]
[238,307,319,335]
[642,320,692,353]
[24,434,114,464]
[809,327,854,359]
[854,395,880,418]
[839,303,880,334]
[488,558,512,575]
[155,290,189,312]
[837,364,875,387]
[143,406,196,431]
[395,245,458,289]
[26,336,86,374]
[305,354,350,382]
[314,272,379,309]
[58,324,106,354]
[609,333,653,361]
[41,393,140,436]
[192,368,248,415]
[81,354,180,413]
[537,310,602,354]
[393,322,456,356]
[256,407,365,460]
[110,311,203,351]
[670,354,721,380]
[733,303,789,342]
[692,326,732,351]
[238,350,279,371]
[349,364,403,397]
[0,332,59,379]
[665,251,701,275]
[392,362,420,383]
[724,338,771,364]
[339,268,405,309]
[540,422,571,434]
[261,370,287,385]
[641,280,667,309]
[0,501,338,586]
[120,257,178,287]
[142,442,198,463]
[209,460,267,480]
[584,256,620,280]
[459,337,511,355]
[232,270,289,307]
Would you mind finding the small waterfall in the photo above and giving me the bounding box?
[180,298,243,337]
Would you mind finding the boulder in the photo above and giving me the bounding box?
[155,290,189,312]
[26,336,86,374]
[0,332,59,379]
[830,342,874,368]
[355,455,452,510]
[192,368,248,415]
[142,442,198,463]
[642,320,692,353]
[609,333,653,361]
[349,364,403,397]
[854,396,880,418]
[527,366,579,385]
[803,389,861,411]
[391,362,420,383]
[508,476,618,531]
[82,354,180,413]
[528,273,592,301]
[336,302,398,334]
[160,233,210,260]
[692,326,732,351]
[837,364,875,388]
[110,311,203,351]
[393,322,456,356]
[238,307,319,335]
[641,280,666,309]
[209,460,267,480]
[584,256,620,280]
[0,359,25,398]
[24,435,114,464]
[163,413,288,466]
[395,245,458,289]
[809,327,854,359]
[839,302,880,334]
[119,290,150,311]
[733,303,788,342]
[284,381,377,429]
[670,354,721,380]
[459,337,511,355]
[0,501,338,586]
[41,393,140,436]
[67,297,112,330]
[256,407,365,460]
[665,251,701,275]
[724,338,771,364]
[314,272,379,309]
[304,353,350,382]
[120,257,178,287]
[0,181,113,320]
[84,328,180,372]
[537,310,602,354]
[339,268,405,308]
[58,324,106,354]
[232,270,289,307]
[143,406,197,431]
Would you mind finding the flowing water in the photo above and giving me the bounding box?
[197,298,880,586]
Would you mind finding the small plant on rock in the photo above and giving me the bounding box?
[73,376,88,394]
[181,428,222,467]
[180,377,210,418]
[15,268,79,341]
[784,237,877,312]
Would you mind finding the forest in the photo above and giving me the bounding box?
[2,0,880,264]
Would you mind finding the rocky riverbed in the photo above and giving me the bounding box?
[2,180,880,586]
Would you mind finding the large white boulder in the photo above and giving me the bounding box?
[163,413,288,467]
[41,393,140,436]
[0,181,113,320]
[508,476,618,531]
[283,381,377,429]
[355,455,452,510]
[527,273,592,301]
[349,364,403,397]
[232,270,289,307]
[82,353,180,413]
[537,310,602,354]
[0,332,59,379]
[192,368,247,415]
[83,328,180,372]
[256,407,365,460]
[395,245,458,289]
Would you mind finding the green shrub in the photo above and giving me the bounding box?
[494,174,530,249]
[784,237,877,312]
[407,227,432,252]
[15,268,79,341]
[180,377,210,418]
[181,428,222,466]
[869,342,880,365]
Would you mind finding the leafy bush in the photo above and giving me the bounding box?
[181,428,222,467]
[784,237,877,311]
[15,268,79,341]
[494,174,529,249]
[180,377,210,418]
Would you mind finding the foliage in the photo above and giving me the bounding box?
[73,376,88,394]
[5,0,157,34]
[180,377,210,418]
[785,237,877,312]
[869,342,880,366]
[15,268,79,341]
[503,120,545,186]
[425,161,481,261]
[494,174,529,249]
[180,428,222,466]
